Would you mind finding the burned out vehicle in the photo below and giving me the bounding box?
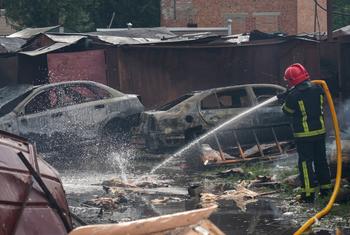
[137,84,293,151]
[0,81,144,152]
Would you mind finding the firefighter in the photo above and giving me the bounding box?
[278,63,331,203]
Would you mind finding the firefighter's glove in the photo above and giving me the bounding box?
[277,91,288,102]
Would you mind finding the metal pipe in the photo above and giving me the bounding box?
[227,18,232,35]
[294,80,342,235]
[327,0,333,41]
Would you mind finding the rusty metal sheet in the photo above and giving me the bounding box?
[47,49,107,84]
[0,131,72,235]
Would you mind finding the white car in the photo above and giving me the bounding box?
[0,81,144,152]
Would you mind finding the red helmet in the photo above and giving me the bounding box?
[284,63,310,87]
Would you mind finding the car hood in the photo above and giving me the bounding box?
[0,84,34,109]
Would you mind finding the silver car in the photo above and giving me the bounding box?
[0,81,144,152]
[136,84,292,151]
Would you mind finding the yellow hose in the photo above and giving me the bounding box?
[294,80,342,235]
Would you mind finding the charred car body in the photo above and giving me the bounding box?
[137,84,293,151]
[0,81,144,152]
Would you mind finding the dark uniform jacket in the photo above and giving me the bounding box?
[282,81,326,138]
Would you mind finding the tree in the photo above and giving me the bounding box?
[4,0,160,32]
[90,0,160,29]
[333,0,350,30]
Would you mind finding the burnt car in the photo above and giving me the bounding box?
[137,84,292,151]
[0,81,144,152]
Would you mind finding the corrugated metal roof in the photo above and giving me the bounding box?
[7,25,60,39]
[94,27,176,39]
[45,34,86,43]
[96,35,160,45]
[19,34,86,56]
[333,25,350,38]
[20,42,70,56]
[0,37,26,53]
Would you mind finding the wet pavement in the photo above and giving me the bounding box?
[44,144,349,235]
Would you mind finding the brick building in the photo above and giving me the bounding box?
[161,0,327,35]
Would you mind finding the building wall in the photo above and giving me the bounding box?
[161,0,327,35]
[297,0,327,34]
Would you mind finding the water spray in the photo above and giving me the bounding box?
[150,96,279,174]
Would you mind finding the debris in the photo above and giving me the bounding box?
[69,206,103,220]
[220,185,258,211]
[200,183,259,211]
[150,197,183,205]
[102,178,137,188]
[200,193,219,207]
[216,167,245,177]
[248,175,281,189]
[282,174,300,187]
[136,181,169,188]
[256,175,272,182]
[68,205,224,235]
[200,144,235,165]
[84,197,119,210]
[188,184,203,197]
[283,212,294,217]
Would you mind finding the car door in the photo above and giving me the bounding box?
[199,88,254,129]
[16,87,71,150]
[252,86,292,142]
[198,87,255,147]
[252,86,288,126]
[57,83,108,141]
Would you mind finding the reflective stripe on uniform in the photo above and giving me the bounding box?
[320,184,332,189]
[282,104,294,113]
[320,95,325,130]
[298,100,309,132]
[294,128,326,137]
[302,161,313,196]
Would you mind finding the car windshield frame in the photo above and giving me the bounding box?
[0,90,33,117]
[156,94,194,111]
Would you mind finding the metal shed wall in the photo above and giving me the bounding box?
[110,39,320,108]
[47,49,107,84]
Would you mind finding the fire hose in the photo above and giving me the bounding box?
[294,80,342,235]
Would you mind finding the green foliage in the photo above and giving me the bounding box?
[333,0,350,30]
[4,0,160,32]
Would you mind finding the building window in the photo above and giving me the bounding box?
[253,12,280,33]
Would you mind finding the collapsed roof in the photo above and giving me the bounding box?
[1,24,341,56]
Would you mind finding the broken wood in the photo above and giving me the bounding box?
[69,205,224,235]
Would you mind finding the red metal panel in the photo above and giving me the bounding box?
[0,133,72,235]
[47,49,107,84]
